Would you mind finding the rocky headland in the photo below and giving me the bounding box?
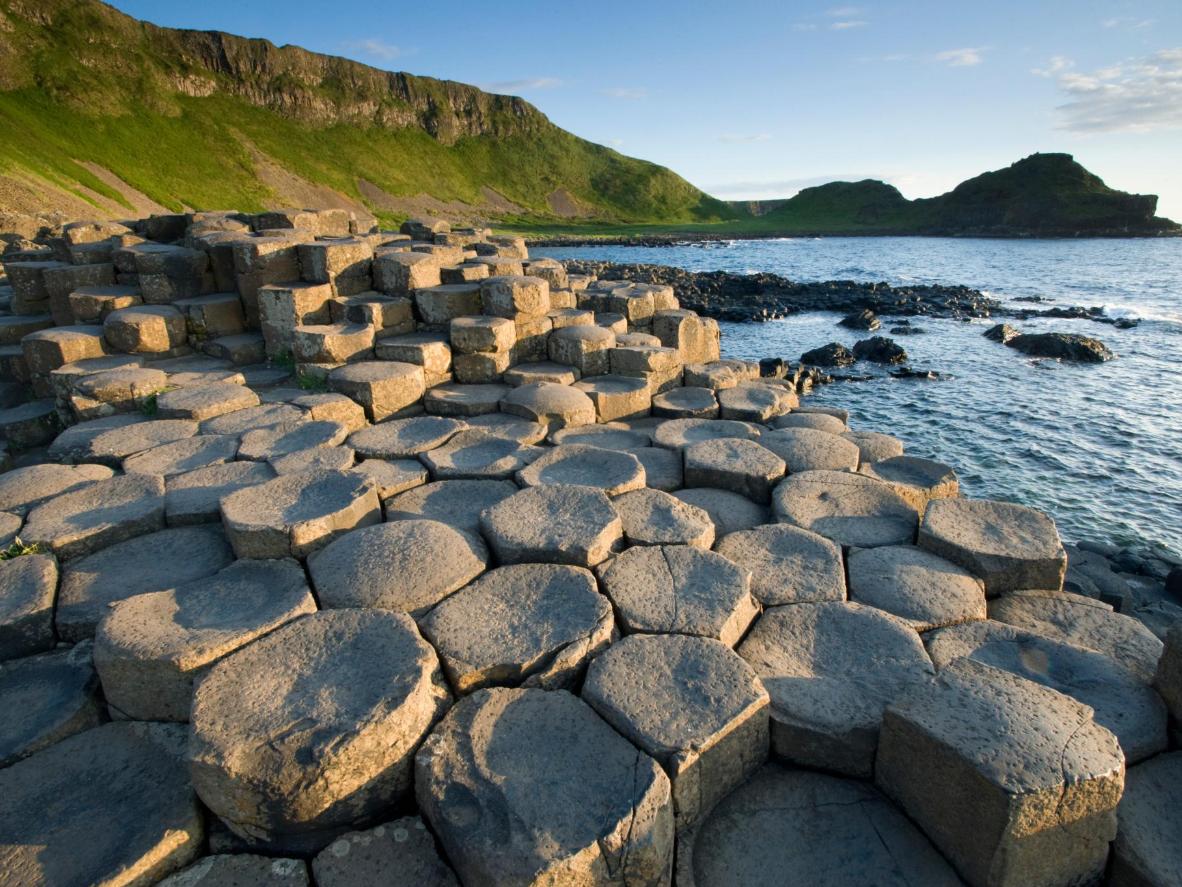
[0,209,1178,887]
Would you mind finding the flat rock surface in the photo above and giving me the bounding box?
[924,620,1167,763]
[599,544,758,646]
[220,469,381,559]
[165,461,276,526]
[652,418,760,450]
[715,523,846,606]
[415,687,674,886]
[308,520,488,616]
[848,544,986,631]
[758,427,861,473]
[773,469,918,549]
[199,402,305,436]
[677,764,961,887]
[548,423,651,450]
[583,633,769,829]
[190,610,450,848]
[78,418,199,466]
[989,589,1163,683]
[420,563,612,694]
[156,383,260,421]
[0,553,58,660]
[516,443,645,495]
[738,601,934,776]
[384,479,519,535]
[122,434,239,478]
[632,445,683,491]
[461,413,546,444]
[614,488,715,548]
[499,381,596,428]
[673,488,768,536]
[312,817,457,887]
[0,641,102,767]
[1112,751,1182,887]
[918,497,1067,594]
[841,430,904,464]
[481,484,622,567]
[238,420,349,462]
[22,473,166,561]
[0,463,113,514]
[93,558,316,722]
[0,722,203,887]
[57,525,235,641]
[684,438,785,504]
[348,416,466,459]
[419,430,542,480]
[860,455,959,511]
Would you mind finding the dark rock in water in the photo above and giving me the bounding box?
[800,343,855,368]
[984,323,1020,343]
[1167,567,1182,601]
[1006,333,1115,362]
[839,309,880,331]
[1014,296,1047,303]
[852,336,908,364]
[890,367,951,381]
[759,357,786,378]
[1113,318,1139,329]
[889,323,925,336]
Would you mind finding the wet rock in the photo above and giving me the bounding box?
[0,641,102,766]
[800,342,854,368]
[420,563,612,694]
[738,601,934,776]
[190,610,450,850]
[516,444,645,495]
[22,473,166,561]
[852,336,907,364]
[308,520,488,616]
[839,309,880,331]
[918,498,1067,594]
[876,657,1124,887]
[599,544,758,646]
[676,764,960,887]
[773,469,918,548]
[312,817,457,887]
[715,523,845,607]
[93,558,316,721]
[926,619,1166,763]
[0,722,203,886]
[0,553,58,660]
[583,634,769,830]
[220,469,381,559]
[415,687,674,886]
[1007,332,1115,362]
[849,544,985,630]
[983,322,1019,343]
[684,438,785,504]
[481,484,623,568]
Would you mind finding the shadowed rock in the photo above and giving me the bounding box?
[481,484,622,567]
[516,444,645,496]
[684,438,785,504]
[773,469,918,548]
[1112,751,1182,887]
[312,817,457,887]
[715,523,846,606]
[0,553,58,660]
[22,473,166,561]
[848,544,986,631]
[0,641,102,766]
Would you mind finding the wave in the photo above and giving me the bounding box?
[1102,304,1182,325]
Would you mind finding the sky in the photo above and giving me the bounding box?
[110,0,1182,219]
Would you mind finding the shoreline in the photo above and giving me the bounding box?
[523,229,1182,247]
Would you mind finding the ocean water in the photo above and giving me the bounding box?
[536,238,1182,557]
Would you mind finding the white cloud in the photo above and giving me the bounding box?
[830,20,868,30]
[1102,17,1154,30]
[342,39,403,62]
[1032,55,1073,77]
[481,77,562,93]
[935,47,985,67]
[602,87,648,99]
[717,133,773,143]
[826,6,863,16]
[1046,48,1182,133]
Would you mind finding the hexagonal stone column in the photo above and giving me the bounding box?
[104,305,188,353]
[500,381,597,428]
[925,620,1167,763]
[419,429,542,481]
[480,484,623,567]
[842,429,905,463]
[599,544,758,646]
[848,544,986,630]
[583,634,768,830]
[549,325,616,376]
[190,610,451,851]
[21,473,166,560]
[311,817,456,887]
[715,523,846,606]
[415,687,674,886]
[237,420,349,462]
[0,553,58,660]
[918,498,1067,595]
[329,361,425,422]
[516,444,646,495]
[676,764,960,886]
[759,427,861,473]
[717,384,795,422]
[220,469,381,558]
[165,461,276,526]
[0,641,102,766]
[308,520,488,616]
[347,416,465,459]
[573,374,652,422]
[122,434,240,478]
[876,657,1124,887]
[773,469,919,548]
[614,488,715,547]
[77,417,199,466]
[0,722,203,886]
[653,386,719,419]
[385,478,518,535]
[1111,752,1182,887]
[652,417,759,450]
[420,563,613,694]
[94,558,317,721]
[424,382,509,417]
[156,382,260,421]
[684,438,785,504]
[738,601,934,776]
[479,275,550,318]
[860,454,959,512]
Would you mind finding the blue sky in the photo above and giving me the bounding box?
[111,0,1182,219]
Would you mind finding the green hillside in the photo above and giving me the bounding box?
[0,0,732,224]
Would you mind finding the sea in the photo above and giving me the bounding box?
[535,237,1182,559]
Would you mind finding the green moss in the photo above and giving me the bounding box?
[0,538,47,560]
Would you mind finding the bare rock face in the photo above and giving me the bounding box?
[0,463,113,515]
[93,558,317,722]
[738,601,934,777]
[924,620,1167,763]
[859,454,959,512]
[312,817,457,887]
[415,687,674,886]
[308,520,488,616]
[0,641,102,767]
[347,416,465,458]
[21,473,166,561]
[758,427,861,473]
[848,544,986,631]
[189,610,451,851]
[599,545,759,646]
[420,563,613,694]
[516,443,646,496]
[652,418,760,450]
[614,488,715,548]
[158,854,310,886]
[1112,751,1182,887]
[673,488,768,536]
[0,722,204,887]
[419,429,543,481]
[676,764,961,887]
[683,438,785,504]
[583,634,769,830]
[165,461,276,526]
[385,478,518,535]
[122,434,239,478]
[918,498,1067,594]
[876,657,1125,887]
[1155,622,1182,723]
[499,381,596,428]
[0,553,58,660]
[841,430,904,464]
[715,523,846,607]
[480,484,623,568]
[772,469,918,549]
[989,589,1163,684]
